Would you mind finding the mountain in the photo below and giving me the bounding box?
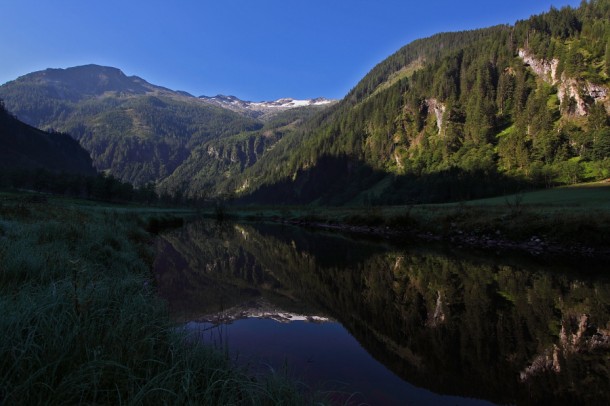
[0,66,259,186]
[199,94,335,119]
[229,0,610,205]
[0,102,95,175]
[0,65,335,190]
[0,64,194,129]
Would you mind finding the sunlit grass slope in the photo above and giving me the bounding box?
[459,181,610,210]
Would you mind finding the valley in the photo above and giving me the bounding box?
[1,1,609,405]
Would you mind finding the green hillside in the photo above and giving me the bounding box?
[232,0,610,205]
[0,65,265,186]
[157,106,327,199]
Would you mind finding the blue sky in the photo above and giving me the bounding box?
[0,0,581,101]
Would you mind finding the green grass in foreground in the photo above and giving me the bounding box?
[0,194,322,405]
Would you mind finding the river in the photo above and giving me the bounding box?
[153,219,610,405]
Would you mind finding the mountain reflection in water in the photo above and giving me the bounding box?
[154,220,610,405]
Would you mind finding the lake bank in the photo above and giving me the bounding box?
[213,183,610,260]
[273,213,610,259]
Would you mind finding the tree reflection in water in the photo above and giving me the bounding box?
[154,220,610,405]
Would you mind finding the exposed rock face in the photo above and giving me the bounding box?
[557,77,589,116]
[207,145,220,159]
[555,75,609,116]
[519,345,562,381]
[586,82,609,100]
[518,49,559,84]
[426,98,446,134]
[518,48,609,116]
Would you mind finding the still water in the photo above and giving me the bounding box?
[154,220,610,405]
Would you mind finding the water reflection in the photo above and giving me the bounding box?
[154,220,610,405]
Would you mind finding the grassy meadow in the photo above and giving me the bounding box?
[223,181,610,251]
[0,192,322,405]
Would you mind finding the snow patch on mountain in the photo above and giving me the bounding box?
[199,94,335,118]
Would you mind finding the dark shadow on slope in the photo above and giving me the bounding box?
[0,106,95,175]
[239,155,535,205]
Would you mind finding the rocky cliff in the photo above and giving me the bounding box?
[518,48,609,116]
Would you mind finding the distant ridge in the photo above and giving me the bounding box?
[199,94,336,118]
[7,64,187,101]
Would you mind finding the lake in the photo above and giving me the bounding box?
[154,219,610,405]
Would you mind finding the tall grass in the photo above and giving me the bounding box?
[0,197,320,405]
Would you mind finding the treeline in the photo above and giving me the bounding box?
[65,96,263,186]
[0,100,97,176]
[344,25,512,106]
[0,169,154,203]
[0,169,209,207]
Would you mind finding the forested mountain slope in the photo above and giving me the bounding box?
[0,65,265,186]
[234,0,610,205]
[156,106,329,198]
[0,65,334,192]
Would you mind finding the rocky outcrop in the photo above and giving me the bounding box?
[518,48,609,116]
[518,49,559,85]
[557,77,589,116]
[207,145,220,159]
[555,76,609,116]
[426,98,446,134]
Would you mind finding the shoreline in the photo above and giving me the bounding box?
[271,216,610,261]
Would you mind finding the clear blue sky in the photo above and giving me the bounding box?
[0,0,581,101]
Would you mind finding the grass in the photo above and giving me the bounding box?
[367,58,425,100]
[456,181,610,210]
[221,181,610,251]
[0,192,325,405]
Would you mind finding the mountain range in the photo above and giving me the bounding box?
[0,65,332,191]
[1,0,609,204]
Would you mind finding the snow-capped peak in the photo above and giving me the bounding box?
[250,97,334,108]
[199,94,336,118]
